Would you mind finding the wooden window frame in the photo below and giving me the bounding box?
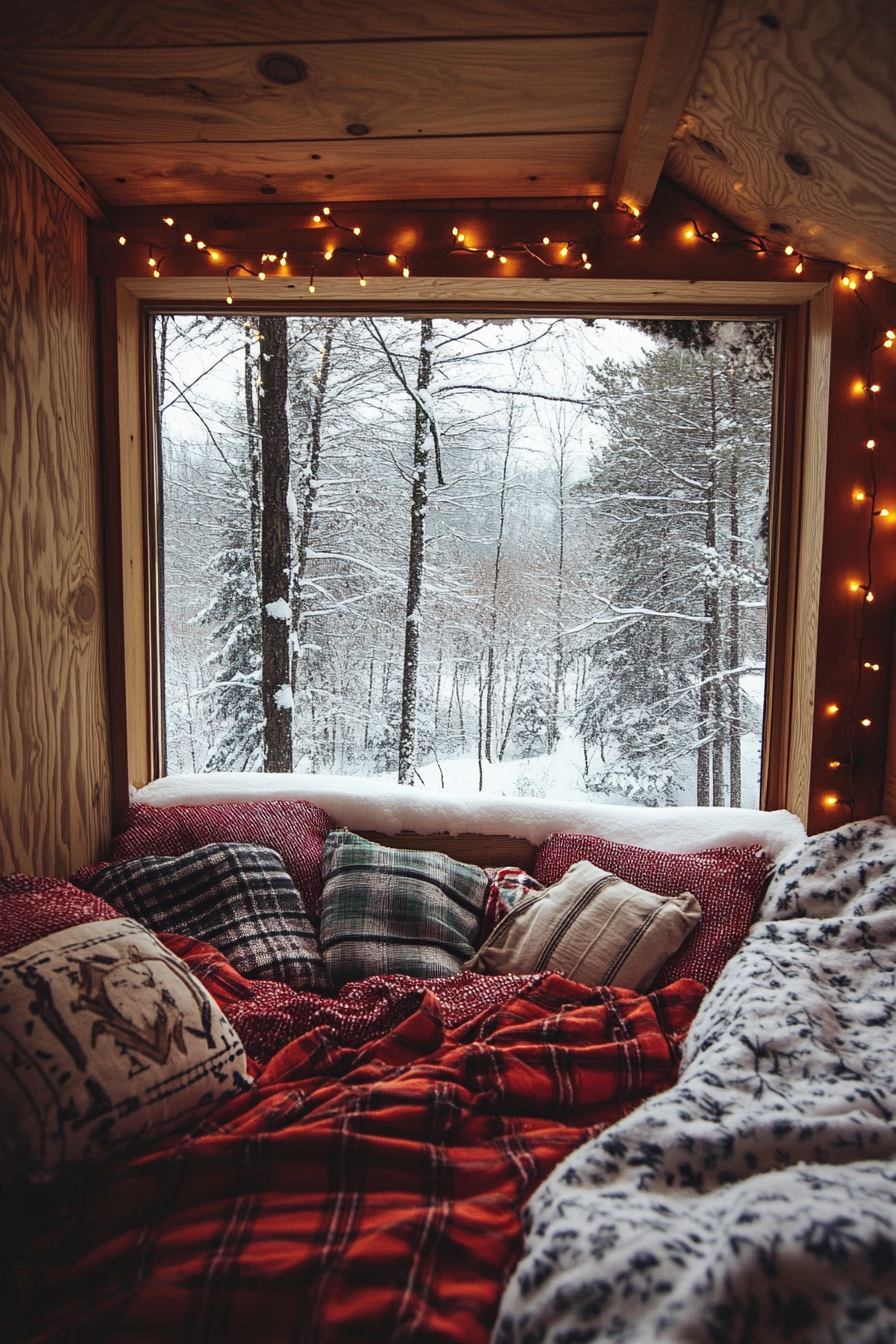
[99,275,832,828]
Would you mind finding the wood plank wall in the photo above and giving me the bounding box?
[0,131,112,875]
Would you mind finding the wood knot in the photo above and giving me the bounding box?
[72,583,97,625]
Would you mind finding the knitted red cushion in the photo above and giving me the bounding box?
[112,800,336,920]
[0,875,120,956]
[533,833,770,990]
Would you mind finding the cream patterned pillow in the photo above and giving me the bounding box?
[0,918,251,1179]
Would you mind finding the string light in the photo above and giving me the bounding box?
[118,235,127,245]
[162,217,174,227]
[184,233,193,243]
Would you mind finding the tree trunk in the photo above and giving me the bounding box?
[485,410,514,761]
[708,362,725,805]
[728,434,742,806]
[293,320,335,654]
[259,315,293,772]
[244,323,263,604]
[397,319,434,784]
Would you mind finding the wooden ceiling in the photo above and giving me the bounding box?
[0,0,715,209]
[1,0,894,276]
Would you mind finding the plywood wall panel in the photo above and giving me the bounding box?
[0,132,112,875]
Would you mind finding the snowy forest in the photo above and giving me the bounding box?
[157,314,774,807]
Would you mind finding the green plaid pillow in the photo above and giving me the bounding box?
[319,831,488,987]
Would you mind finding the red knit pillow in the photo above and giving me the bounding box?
[112,800,336,920]
[533,833,770,989]
[0,875,121,956]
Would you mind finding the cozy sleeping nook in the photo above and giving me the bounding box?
[3,3,896,1341]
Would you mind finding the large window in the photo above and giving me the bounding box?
[156,314,775,806]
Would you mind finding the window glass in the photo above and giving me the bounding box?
[156,315,775,806]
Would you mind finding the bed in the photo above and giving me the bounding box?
[1,777,808,1344]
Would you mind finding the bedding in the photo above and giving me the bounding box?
[534,832,770,988]
[0,919,251,1180]
[466,861,701,989]
[112,799,336,919]
[319,830,488,985]
[7,973,704,1344]
[493,817,896,1344]
[83,844,328,991]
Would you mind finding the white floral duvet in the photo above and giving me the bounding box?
[492,818,896,1344]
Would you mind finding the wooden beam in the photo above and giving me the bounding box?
[608,0,720,213]
[0,82,105,220]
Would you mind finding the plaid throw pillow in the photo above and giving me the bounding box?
[83,844,328,992]
[319,831,488,987]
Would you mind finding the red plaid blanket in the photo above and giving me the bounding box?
[10,974,704,1344]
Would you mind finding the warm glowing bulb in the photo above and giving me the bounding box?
[353,226,361,236]
[849,581,861,591]
[313,214,321,223]
[870,384,881,393]
[881,508,890,517]
[841,275,851,286]
[258,271,266,280]
[309,284,315,293]
[581,252,588,261]
[867,439,876,448]
[855,490,866,501]
[359,277,366,286]
[402,267,410,278]
[685,228,694,239]
[542,236,550,245]
[584,262,592,269]
[886,340,894,349]
[592,200,599,210]
[153,269,160,278]
[384,253,395,263]
[324,250,333,260]
[865,271,874,280]
[866,592,874,602]
[887,330,895,340]
[148,257,156,267]
[184,233,192,243]
[499,256,507,264]
[226,294,233,305]
[209,250,220,260]
[118,235,127,245]
[452,227,458,236]
[323,207,331,215]
[785,245,794,255]
[861,718,872,726]
[864,663,880,671]
[711,231,719,241]
[849,280,857,289]
[633,233,641,242]
[827,704,839,715]
[795,261,803,273]
[824,795,838,807]
[631,206,640,217]
[197,240,206,250]
[163,217,174,227]
[829,761,841,769]
[486,249,495,259]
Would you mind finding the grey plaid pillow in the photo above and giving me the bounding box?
[85,844,328,991]
[319,831,488,987]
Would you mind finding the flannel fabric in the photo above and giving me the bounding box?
[84,844,329,991]
[0,875,121,956]
[159,929,556,1063]
[112,799,336,920]
[534,832,769,989]
[9,973,705,1344]
[481,866,545,938]
[320,830,488,986]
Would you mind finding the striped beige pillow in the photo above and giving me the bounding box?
[465,860,701,991]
